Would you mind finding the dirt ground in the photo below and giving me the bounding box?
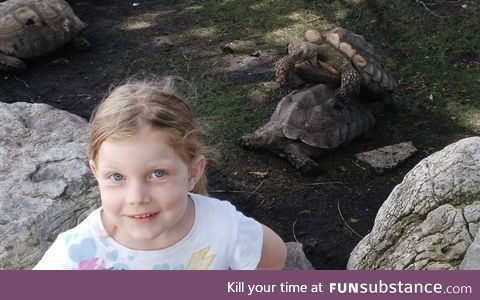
[1,0,472,269]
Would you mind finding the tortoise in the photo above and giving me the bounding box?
[275,27,396,106]
[239,83,375,173]
[0,0,90,72]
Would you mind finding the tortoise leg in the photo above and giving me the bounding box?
[274,55,296,96]
[335,60,361,105]
[275,42,324,97]
[69,35,91,52]
[283,142,323,173]
[0,53,27,72]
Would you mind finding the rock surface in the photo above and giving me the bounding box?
[461,228,480,269]
[284,242,314,270]
[348,137,480,269]
[355,142,417,173]
[0,102,100,269]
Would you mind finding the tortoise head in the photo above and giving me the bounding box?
[288,42,319,62]
[288,36,306,55]
[239,127,278,151]
[304,29,322,43]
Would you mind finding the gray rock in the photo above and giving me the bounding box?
[151,35,173,50]
[348,137,480,270]
[223,55,275,85]
[222,43,235,54]
[0,102,100,269]
[284,242,314,270]
[355,142,417,173]
[461,227,480,270]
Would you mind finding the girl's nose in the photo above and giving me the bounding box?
[126,181,150,205]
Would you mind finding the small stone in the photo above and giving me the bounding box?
[249,171,268,178]
[355,142,417,173]
[152,36,173,49]
[49,58,70,65]
[284,242,314,270]
[221,43,235,54]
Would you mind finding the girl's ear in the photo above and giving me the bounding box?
[189,155,206,191]
[89,160,98,180]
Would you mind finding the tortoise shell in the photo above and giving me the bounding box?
[0,0,86,58]
[305,27,396,94]
[268,84,375,149]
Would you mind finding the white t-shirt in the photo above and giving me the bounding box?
[33,193,263,270]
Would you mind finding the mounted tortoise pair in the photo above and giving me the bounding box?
[0,0,90,72]
[240,27,396,172]
[275,27,396,107]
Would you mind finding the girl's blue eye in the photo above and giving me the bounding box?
[111,173,124,181]
[153,170,166,178]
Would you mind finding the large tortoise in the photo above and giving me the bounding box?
[239,84,375,173]
[275,27,396,106]
[0,0,90,72]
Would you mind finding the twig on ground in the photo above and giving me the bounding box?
[248,179,265,199]
[415,0,446,18]
[337,200,364,239]
[302,181,344,186]
[355,11,362,21]
[208,190,246,193]
[292,219,300,244]
[14,76,29,88]
[306,16,322,23]
[352,160,366,171]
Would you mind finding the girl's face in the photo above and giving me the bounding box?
[90,126,205,250]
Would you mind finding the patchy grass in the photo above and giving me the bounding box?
[337,0,479,127]
[79,0,478,161]
[195,80,272,159]
[148,0,479,161]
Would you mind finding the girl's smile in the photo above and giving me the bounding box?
[126,212,160,224]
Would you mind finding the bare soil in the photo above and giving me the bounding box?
[1,0,471,269]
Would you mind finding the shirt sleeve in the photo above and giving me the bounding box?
[32,233,74,270]
[229,210,263,270]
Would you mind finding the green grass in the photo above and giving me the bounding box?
[105,0,479,160]
[172,72,273,162]
[338,0,480,123]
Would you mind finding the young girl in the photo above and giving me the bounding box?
[33,78,287,270]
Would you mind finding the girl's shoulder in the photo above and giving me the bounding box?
[189,193,260,231]
[189,193,263,270]
[190,193,238,217]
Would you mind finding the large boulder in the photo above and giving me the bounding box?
[348,137,480,270]
[0,102,100,269]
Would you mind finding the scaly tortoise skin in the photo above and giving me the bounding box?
[239,84,375,173]
[0,0,90,71]
[275,27,396,106]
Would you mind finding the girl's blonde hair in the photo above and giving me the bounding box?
[89,77,208,195]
